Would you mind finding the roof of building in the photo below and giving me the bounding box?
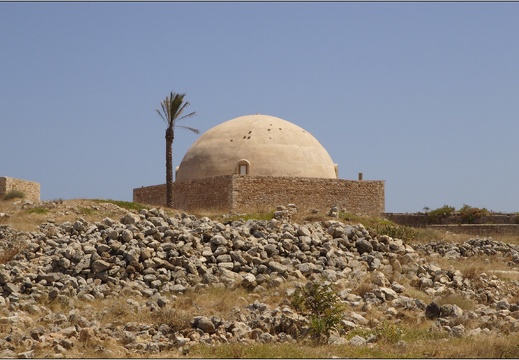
[175,114,337,182]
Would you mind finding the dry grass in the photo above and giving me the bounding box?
[3,199,519,358]
[0,199,150,232]
[351,279,375,298]
[435,294,476,311]
[429,254,511,279]
[0,244,24,264]
[182,286,253,316]
[186,330,519,358]
[492,233,519,246]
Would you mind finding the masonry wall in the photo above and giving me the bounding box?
[171,176,233,212]
[133,184,167,207]
[0,177,40,202]
[384,213,519,227]
[133,176,234,212]
[232,175,385,216]
[133,175,385,216]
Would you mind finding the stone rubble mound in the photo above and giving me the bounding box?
[1,206,519,357]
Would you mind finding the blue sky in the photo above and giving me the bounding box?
[1,2,518,213]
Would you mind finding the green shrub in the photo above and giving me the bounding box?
[427,205,455,222]
[27,207,48,214]
[290,282,345,343]
[375,321,405,344]
[3,190,25,200]
[458,204,489,224]
[374,223,417,242]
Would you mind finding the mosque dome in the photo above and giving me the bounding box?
[175,114,338,182]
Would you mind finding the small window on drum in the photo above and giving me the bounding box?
[236,159,250,175]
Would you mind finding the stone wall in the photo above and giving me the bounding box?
[428,224,519,236]
[384,213,519,227]
[232,175,384,216]
[0,177,40,202]
[172,176,233,213]
[133,175,385,216]
[133,184,167,207]
[133,176,234,212]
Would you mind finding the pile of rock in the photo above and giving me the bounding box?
[413,238,519,262]
[0,206,518,357]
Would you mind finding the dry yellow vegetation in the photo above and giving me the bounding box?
[1,198,519,358]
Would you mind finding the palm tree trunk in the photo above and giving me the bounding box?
[165,127,174,207]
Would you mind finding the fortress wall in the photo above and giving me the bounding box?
[171,176,234,212]
[133,184,167,207]
[0,177,40,202]
[133,175,385,216]
[134,176,234,212]
[342,179,385,217]
[232,175,385,216]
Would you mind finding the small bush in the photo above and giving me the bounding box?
[3,190,25,200]
[374,223,417,242]
[339,211,366,223]
[458,204,489,224]
[148,308,192,332]
[27,207,49,215]
[375,321,405,344]
[427,205,455,222]
[290,282,345,343]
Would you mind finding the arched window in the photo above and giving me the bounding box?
[236,159,250,175]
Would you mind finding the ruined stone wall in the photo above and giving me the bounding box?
[0,177,40,202]
[232,175,385,216]
[133,175,385,216]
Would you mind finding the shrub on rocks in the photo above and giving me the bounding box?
[290,281,345,343]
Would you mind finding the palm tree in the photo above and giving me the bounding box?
[156,91,198,207]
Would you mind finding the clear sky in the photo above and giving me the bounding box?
[1,2,518,213]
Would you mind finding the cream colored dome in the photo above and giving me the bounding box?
[176,114,338,182]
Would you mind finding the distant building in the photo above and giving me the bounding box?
[134,114,384,216]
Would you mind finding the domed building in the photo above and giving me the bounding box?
[134,114,384,216]
[176,114,338,181]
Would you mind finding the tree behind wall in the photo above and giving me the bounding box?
[156,91,198,207]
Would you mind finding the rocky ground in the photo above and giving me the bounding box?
[1,201,519,358]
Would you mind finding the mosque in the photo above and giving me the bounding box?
[133,114,385,216]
